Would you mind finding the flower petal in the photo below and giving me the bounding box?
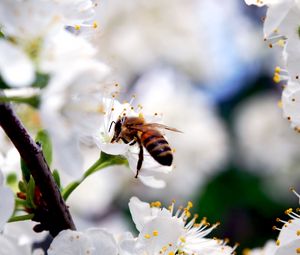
[138,175,166,189]
[0,235,31,255]
[277,218,300,246]
[275,239,300,255]
[137,216,184,254]
[85,228,118,255]
[0,40,35,87]
[128,196,153,232]
[48,230,94,255]
[0,186,15,231]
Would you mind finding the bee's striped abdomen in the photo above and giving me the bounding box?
[141,130,173,166]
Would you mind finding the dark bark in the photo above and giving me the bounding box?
[0,102,76,237]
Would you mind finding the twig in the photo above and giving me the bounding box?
[0,102,76,236]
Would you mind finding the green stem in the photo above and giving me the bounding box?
[8,213,34,222]
[62,152,127,201]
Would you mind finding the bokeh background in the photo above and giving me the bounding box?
[2,0,300,253]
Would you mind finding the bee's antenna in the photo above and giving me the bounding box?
[108,121,116,132]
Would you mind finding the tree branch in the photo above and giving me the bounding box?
[0,102,76,237]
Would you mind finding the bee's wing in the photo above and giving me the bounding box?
[131,123,183,133]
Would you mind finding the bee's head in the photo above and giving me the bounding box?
[110,118,122,143]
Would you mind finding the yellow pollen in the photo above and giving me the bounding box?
[242,248,251,255]
[276,240,280,246]
[273,73,280,83]
[138,113,144,118]
[277,39,285,47]
[296,248,300,254]
[144,234,151,239]
[179,236,186,243]
[93,21,98,28]
[151,201,162,207]
[153,230,159,236]
[168,252,175,255]
[277,100,282,108]
[187,201,193,209]
[285,208,293,215]
[74,24,81,30]
[161,246,167,252]
[297,230,300,236]
[274,66,281,73]
[111,107,115,111]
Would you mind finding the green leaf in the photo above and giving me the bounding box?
[20,159,31,182]
[26,176,36,209]
[35,130,52,166]
[32,72,50,89]
[18,181,27,193]
[52,169,61,189]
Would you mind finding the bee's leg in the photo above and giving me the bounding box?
[135,138,143,178]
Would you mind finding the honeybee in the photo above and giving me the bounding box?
[110,116,182,177]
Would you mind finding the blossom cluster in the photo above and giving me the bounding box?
[243,188,300,255]
[47,197,236,255]
[245,0,300,130]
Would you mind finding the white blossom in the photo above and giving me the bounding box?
[48,228,118,255]
[0,0,97,87]
[93,97,173,188]
[126,197,236,255]
[273,189,300,255]
[40,60,110,178]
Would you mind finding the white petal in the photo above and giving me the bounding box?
[282,81,300,128]
[138,175,166,188]
[48,230,94,255]
[128,197,153,232]
[0,235,31,255]
[277,218,300,246]
[284,38,300,82]
[95,141,129,155]
[0,40,35,87]
[85,228,118,255]
[275,239,300,255]
[263,0,294,38]
[32,249,45,255]
[0,186,15,231]
[137,216,184,254]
